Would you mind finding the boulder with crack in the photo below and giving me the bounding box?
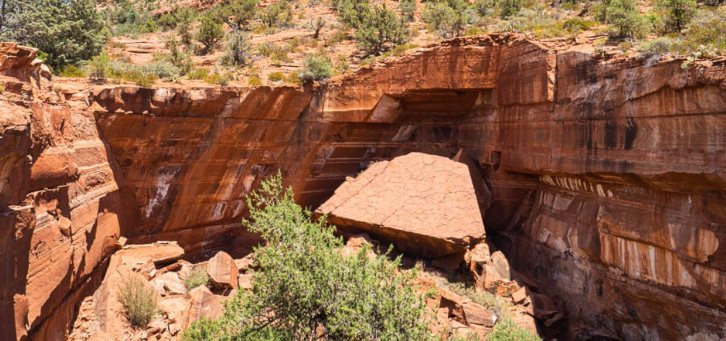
[317,152,485,259]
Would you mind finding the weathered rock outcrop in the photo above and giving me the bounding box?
[0,43,135,340]
[1,34,725,339]
[318,152,485,259]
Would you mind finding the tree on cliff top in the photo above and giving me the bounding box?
[3,0,106,69]
[183,172,432,341]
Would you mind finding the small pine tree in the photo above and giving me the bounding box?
[195,13,224,55]
[656,0,696,33]
[355,5,409,56]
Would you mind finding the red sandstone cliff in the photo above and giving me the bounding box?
[1,35,725,339]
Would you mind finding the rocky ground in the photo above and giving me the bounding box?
[67,232,550,340]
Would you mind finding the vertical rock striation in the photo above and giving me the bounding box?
[1,34,724,339]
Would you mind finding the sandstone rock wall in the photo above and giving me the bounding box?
[0,44,134,340]
[2,35,725,339]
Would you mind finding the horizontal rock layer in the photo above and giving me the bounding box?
[1,34,725,339]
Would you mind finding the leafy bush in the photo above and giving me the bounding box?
[183,173,432,340]
[597,0,649,38]
[196,13,224,55]
[176,8,196,47]
[499,0,524,18]
[637,36,677,57]
[222,31,252,66]
[488,317,540,341]
[119,274,157,328]
[656,0,696,33]
[204,71,233,86]
[333,0,371,28]
[400,0,417,21]
[260,0,293,28]
[676,7,726,56]
[298,54,333,82]
[355,4,409,56]
[57,65,86,77]
[216,0,259,30]
[268,71,285,82]
[248,75,263,86]
[423,2,463,38]
[187,68,211,80]
[167,39,194,75]
[5,0,106,68]
[184,267,210,290]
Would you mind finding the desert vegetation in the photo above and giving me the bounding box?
[1,0,722,86]
[182,173,432,340]
[119,274,158,328]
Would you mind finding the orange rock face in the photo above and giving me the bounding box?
[318,152,485,258]
[1,34,725,339]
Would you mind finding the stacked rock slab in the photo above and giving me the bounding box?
[317,152,485,259]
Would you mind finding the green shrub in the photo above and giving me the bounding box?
[268,71,285,82]
[87,53,112,80]
[355,4,409,56]
[183,173,432,340]
[676,7,726,56]
[164,38,193,75]
[248,75,263,86]
[257,42,275,57]
[656,0,696,33]
[6,0,106,68]
[260,0,293,28]
[298,53,333,82]
[176,8,196,47]
[488,317,540,341]
[423,2,463,38]
[119,274,157,328]
[184,267,210,290]
[187,68,210,80]
[499,0,524,18]
[196,13,224,55]
[222,31,252,66]
[57,65,86,77]
[333,0,371,28]
[597,0,649,38]
[216,0,258,30]
[285,72,302,85]
[204,71,233,86]
[400,0,417,21]
[637,36,677,57]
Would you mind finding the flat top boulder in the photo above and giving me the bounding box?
[318,152,485,258]
[120,241,185,266]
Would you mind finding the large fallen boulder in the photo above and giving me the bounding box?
[317,152,485,258]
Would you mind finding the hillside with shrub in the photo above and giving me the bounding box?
[1,0,723,87]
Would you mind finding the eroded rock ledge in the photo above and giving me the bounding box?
[1,34,725,340]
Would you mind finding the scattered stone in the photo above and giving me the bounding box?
[234,254,255,273]
[512,286,528,304]
[206,251,239,290]
[238,273,253,290]
[317,152,485,259]
[186,286,226,325]
[122,241,185,266]
[154,272,186,295]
